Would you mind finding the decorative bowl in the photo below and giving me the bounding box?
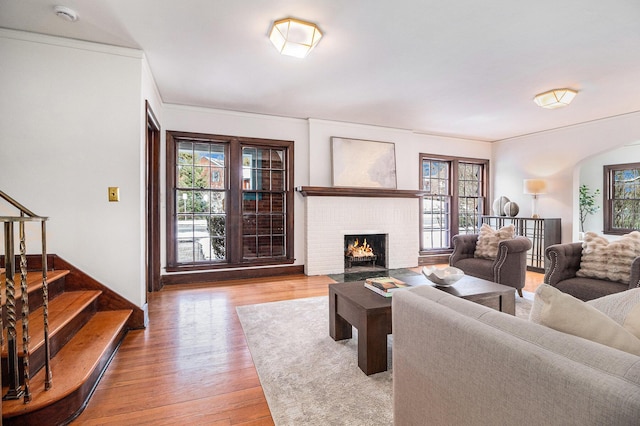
[422,266,465,287]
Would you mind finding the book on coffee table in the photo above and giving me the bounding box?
[364,276,409,297]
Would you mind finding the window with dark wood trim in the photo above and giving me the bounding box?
[604,162,640,235]
[166,131,294,271]
[419,154,489,252]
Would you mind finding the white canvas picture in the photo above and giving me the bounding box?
[331,137,397,188]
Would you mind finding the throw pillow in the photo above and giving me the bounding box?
[576,231,640,283]
[474,223,515,260]
[587,288,640,340]
[529,284,640,356]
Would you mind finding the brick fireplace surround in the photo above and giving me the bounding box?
[300,187,421,276]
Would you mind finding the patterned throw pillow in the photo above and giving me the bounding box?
[576,231,640,283]
[474,223,515,260]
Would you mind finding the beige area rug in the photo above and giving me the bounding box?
[237,293,533,425]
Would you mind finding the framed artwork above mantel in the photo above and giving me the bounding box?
[331,137,397,189]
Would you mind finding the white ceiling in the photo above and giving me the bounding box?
[2,0,639,141]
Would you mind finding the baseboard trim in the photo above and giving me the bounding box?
[161,264,305,286]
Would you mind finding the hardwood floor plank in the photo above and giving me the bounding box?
[72,271,542,424]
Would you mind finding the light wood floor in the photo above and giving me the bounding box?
[72,268,544,425]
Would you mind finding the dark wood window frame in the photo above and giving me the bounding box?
[603,162,640,235]
[419,154,489,254]
[166,131,295,272]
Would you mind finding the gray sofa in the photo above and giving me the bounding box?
[449,234,532,297]
[392,285,640,425]
[545,242,640,301]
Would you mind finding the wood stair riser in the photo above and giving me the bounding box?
[1,294,100,386]
[1,274,66,326]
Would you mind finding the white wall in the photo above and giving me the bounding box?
[493,112,640,243]
[0,30,147,306]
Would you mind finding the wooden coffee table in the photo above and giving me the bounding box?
[329,274,515,375]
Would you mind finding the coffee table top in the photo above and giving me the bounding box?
[329,273,514,307]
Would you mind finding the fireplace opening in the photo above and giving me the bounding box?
[344,234,388,273]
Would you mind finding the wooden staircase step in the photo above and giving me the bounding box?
[2,309,132,425]
[1,270,69,307]
[2,291,102,382]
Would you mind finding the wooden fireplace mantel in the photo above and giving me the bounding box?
[295,186,427,198]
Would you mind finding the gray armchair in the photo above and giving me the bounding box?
[449,234,532,297]
[545,242,640,301]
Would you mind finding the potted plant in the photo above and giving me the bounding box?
[579,184,600,235]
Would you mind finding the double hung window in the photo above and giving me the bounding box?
[604,163,640,234]
[166,131,294,270]
[420,154,488,252]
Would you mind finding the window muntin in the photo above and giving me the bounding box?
[167,132,293,270]
[604,163,640,234]
[420,155,488,252]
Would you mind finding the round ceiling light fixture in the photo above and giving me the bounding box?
[53,5,79,22]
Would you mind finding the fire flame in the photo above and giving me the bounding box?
[345,238,374,257]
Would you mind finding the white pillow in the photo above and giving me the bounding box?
[587,288,640,340]
[576,231,640,283]
[529,284,640,356]
[474,223,515,260]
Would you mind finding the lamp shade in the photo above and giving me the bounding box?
[523,179,547,195]
[533,89,577,109]
[269,18,322,58]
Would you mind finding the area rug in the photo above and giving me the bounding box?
[237,294,533,425]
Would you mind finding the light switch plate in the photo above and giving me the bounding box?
[108,187,120,202]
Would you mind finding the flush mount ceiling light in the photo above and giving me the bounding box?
[533,88,577,109]
[53,5,79,22]
[269,17,322,58]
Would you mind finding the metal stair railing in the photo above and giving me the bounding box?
[0,190,52,406]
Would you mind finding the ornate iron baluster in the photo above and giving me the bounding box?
[3,221,24,400]
[41,220,52,390]
[19,220,31,403]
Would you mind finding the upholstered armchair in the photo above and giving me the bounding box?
[449,234,532,297]
[545,242,640,301]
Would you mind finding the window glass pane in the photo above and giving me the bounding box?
[257,193,271,213]
[271,170,284,191]
[243,236,257,258]
[210,192,226,214]
[257,215,271,235]
[272,214,285,234]
[243,193,257,212]
[192,191,210,213]
[178,142,193,164]
[208,214,226,237]
[243,215,256,236]
[271,194,284,213]
[272,150,285,169]
[258,236,272,257]
[272,236,285,256]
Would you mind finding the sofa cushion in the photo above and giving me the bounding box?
[474,223,515,260]
[576,231,640,283]
[529,284,640,356]
[587,288,640,340]
[554,276,629,302]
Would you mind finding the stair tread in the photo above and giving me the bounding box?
[1,270,70,307]
[2,309,132,416]
[2,290,102,357]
